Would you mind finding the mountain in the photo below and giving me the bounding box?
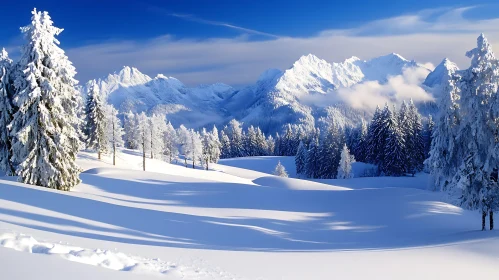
[85,53,435,133]
[423,58,459,88]
[223,53,431,132]
[87,66,234,128]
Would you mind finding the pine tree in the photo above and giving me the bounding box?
[423,115,434,160]
[352,119,368,163]
[219,129,231,159]
[305,129,320,179]
[105,105,124,166]
[318,123,343,179]
[266,135,275,155]
[10,9,82,190]
[406,100,425,175]
[295,141,307,176]
[187,129,202,168]
[455,34,499,230]
[0,48,14,175]
[85,81,107,159]
[176,125,190,167]
[383,106,406,176]
[163,121,178,163]
[273,161,288,177]
[337,144,355,179]
[366,106,384,167]
[427,66,462,191]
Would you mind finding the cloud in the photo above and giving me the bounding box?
[301,67,435,112]
[63,6,499,87]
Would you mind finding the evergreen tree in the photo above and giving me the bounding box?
[353,119,368,162]
[10,9,82,190]
[176,125,190,167]
[163,121,178,163]
[366,106,384,166]
[318,123,343,179]
[455,34,499,230]
[337,144,355,179]
[295,141,307,176]
[84,81,107,159]
[105,105,124,166]
[273,161,288,177]
[305,129,320,179]
[406,100,425,175]
[266,135,275,155]
[423,115,434,160]
[383,106,406,176]
[219,129,231,159]
[0,48,14,175]
[225,119,244,158]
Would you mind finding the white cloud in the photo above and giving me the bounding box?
[63,6,499,86]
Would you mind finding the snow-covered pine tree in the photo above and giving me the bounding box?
[273,161,288,177]
[105,105,124,166]
[455,34,499,230]
[84,80,108,159]
[244,125,257,156]
[337,144,355,179]
[366,106,384,167]
[318,123,343,179]
[255,127,268,156]
[136,112,150,171]
[305,129,320,179]
[406,100,425,175]
[124,111,139,149]
[209,125,221,164]
[0,48,14,175]
[423,114,434,161]
[10,9,82,190]
[266,134,275,155]
[219,129,231,159]
[176,125,190,167]
[149,114,167,160]
[383,106,406,176]
[224,119,244,158]
[353,119,368,162]
[163,121,178,163]
[295,141,306,176]
[427,69,462,191]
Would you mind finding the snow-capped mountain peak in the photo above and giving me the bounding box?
[423,58,459,88]
[112,66,152,86]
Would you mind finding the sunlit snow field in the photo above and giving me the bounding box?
[0,149,498,279]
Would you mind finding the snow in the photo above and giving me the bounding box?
[423,58,459,89]
[2,149,499,279]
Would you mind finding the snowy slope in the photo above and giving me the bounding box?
[86,53,435,133]
[2,149,499,279]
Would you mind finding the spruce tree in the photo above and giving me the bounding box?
[0,49,14,175]
[85,81,107,159]
[273,161,288,177]
[383,106,406,176]
[305,129,320,179]
[337,144,355,179]
[295,141,307,176]
[10,9,82,190]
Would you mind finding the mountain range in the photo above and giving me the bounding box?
[84,53,459,133]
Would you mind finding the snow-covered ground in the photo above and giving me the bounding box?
[1,149,499,279]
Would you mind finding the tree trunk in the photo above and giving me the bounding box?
[490,211,494,230]
[113,144,116,166]
[151,130,153,159]
[142,142,146,171]
[184,158,187,168]
[98,150,101,160]
[482,210,487,231]
[192,158,195,169]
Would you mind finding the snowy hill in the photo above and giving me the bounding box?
[85,53,436,132]
[1,149,499,279]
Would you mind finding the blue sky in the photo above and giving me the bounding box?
[2,0,499,85]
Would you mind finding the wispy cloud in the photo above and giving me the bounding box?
[149,6,282,39]
[65,5,499,88]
